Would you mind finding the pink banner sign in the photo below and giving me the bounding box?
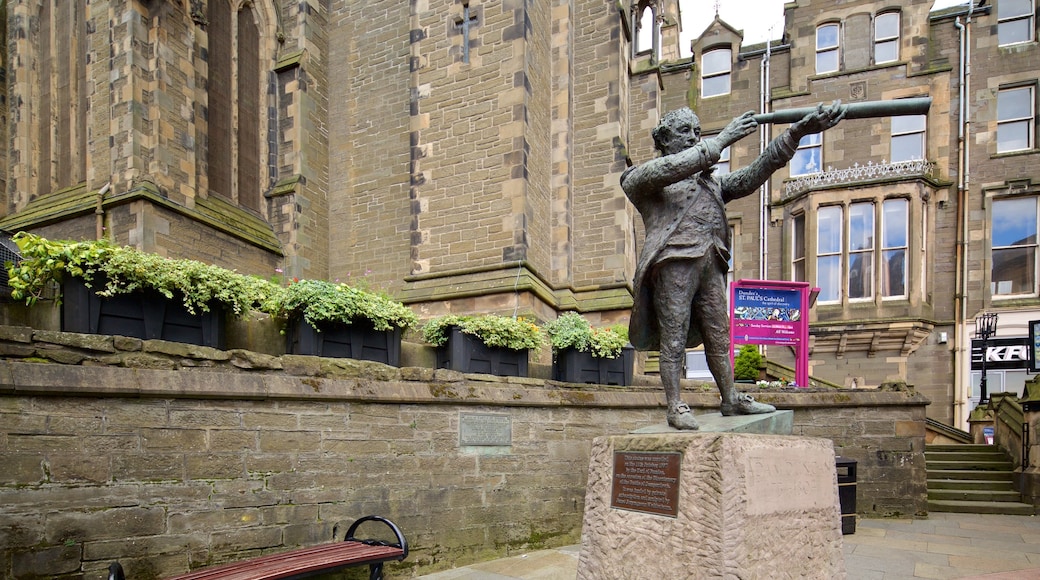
[730,280,814,388]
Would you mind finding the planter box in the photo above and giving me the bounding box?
[286,318,402,366]
[554,345,635,386]
[61,277,225,348]
[435,326,528,377]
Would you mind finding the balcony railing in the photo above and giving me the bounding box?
[784,159,935,198]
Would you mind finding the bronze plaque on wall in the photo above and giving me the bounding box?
[610,451,682,517]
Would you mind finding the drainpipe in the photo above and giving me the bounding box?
[95,182,111,240]
[953,4,974,429]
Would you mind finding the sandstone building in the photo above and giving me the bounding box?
[0,0,1036,430]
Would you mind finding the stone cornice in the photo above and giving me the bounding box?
[0,182,283,254]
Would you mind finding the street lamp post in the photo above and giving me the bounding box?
[976,312,999,405]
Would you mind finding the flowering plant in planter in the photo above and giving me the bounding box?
[7,232,276,316]
[544,312,629,358]
[422,313,544,351]
[269,279,418,332]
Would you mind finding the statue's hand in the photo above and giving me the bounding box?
[717,111,758,147]
[791,100,847,139]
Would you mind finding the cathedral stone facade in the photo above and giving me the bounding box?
[2,0,1039,430]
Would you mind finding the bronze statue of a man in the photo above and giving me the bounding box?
[622,103,846,430]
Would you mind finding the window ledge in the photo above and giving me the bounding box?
[992,295,1040,305]
[998,40,1038,51]
[993,149,1039,159]
[783,159,936,199]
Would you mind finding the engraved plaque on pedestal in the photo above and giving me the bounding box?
[610,451,682,517]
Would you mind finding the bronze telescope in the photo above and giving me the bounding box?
[752,96,931,124]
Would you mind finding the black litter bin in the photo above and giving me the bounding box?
[836,457,857,534]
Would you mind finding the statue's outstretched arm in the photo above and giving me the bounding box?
[721,101,847,201]
[621,139,723,199]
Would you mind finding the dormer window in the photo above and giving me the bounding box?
[701,48,732,98]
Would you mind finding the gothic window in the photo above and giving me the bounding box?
[891,115,926,162]
[997,86,1035,154]
[701,48,731,98]
[874,12,899,64]
[633,2,658,59]
[998,0,1034,46]
[791,134,823,176]
[207,0,263,212]
[37,0,87,196]
[992,196,1038,297]
[816,23,840,74]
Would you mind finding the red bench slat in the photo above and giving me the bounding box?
[165,541,405,580]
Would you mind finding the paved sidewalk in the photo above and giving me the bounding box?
[415,512,1040,579]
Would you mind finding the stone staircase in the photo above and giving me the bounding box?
[926,444,1036,515]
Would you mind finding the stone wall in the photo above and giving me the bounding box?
[0,327,928,579]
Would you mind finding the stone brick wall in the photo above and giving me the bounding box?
[0,326,927,579]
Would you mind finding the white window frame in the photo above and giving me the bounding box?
[791,133,823,177]
[701,48,732,98]
[891,114,926,162]
[881,199,909,299]
[792,213,806,283]
[992,196,1039,299]
[816,205,843,304]
[998,0,1035,46]
[717,145,731,174]
[997,86,1035,153]
[816,23,840,74]
[874,12,900,64]
[847,202,875,302]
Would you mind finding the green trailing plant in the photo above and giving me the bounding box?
[544,311,629,359]
[733,344,763,381]
[7,232,277,316]
[422,313,544,352]
[7,233,418,331]
[270,278,417,331]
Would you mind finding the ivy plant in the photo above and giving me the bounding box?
[422,313,544,352]
[7,232,277,316]
[270,278,417,331]
[6,233,417,331]
[544,311,629,359]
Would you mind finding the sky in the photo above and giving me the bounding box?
[677,0,968,57]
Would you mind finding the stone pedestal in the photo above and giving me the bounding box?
[576,413,845,579]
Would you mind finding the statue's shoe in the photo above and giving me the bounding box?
[720,393,775,416]
[667,402,700,430]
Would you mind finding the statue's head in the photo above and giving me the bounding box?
[652,108,701,155]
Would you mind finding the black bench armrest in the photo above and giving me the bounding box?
[345,515,409,560]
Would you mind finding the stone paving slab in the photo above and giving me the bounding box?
[414,513,1040,580]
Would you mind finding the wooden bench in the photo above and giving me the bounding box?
[108,515,408,580]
